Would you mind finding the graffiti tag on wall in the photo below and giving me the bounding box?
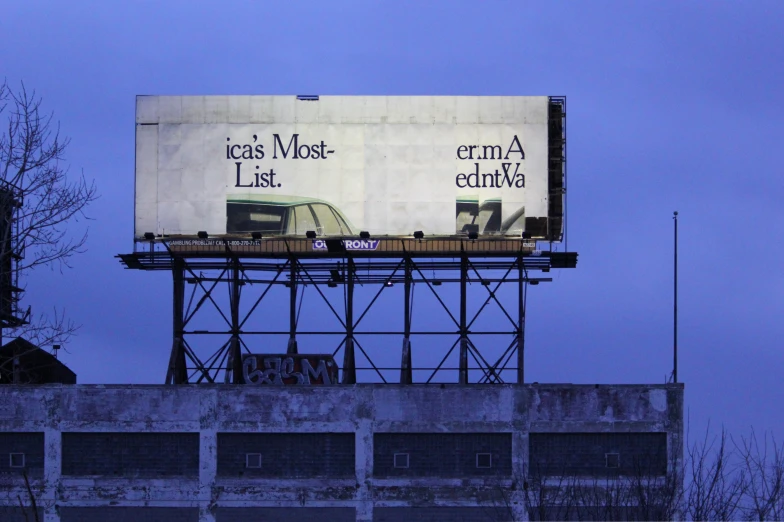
[242,354,337,385]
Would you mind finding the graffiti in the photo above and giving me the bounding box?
[242,354,337,385]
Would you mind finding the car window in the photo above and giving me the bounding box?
[311,203,343,236]
[331,208,351,235]
[292,205,318,235]
[226,203,286,233]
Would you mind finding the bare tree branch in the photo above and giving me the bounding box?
[735,429,784,521]
[0,79,96,357]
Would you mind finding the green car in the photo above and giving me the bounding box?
[227,195,356,237]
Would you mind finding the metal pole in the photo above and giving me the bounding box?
[287,258,298,355]
[517,256,525,384]
[459,253,468,385]
[400,256,412,384]
[342,257,356,384]
[228,258,243,384]
[673,211,678,384]
[166,257,187,384]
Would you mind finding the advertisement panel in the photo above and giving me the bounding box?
[135,96,564,244]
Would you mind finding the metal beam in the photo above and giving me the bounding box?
[517,256,526,384]
[459,253,468,385]
[227,258,242,383]
[166,257,187,384]
[287,257,298,355]
[342,257,356,384]
[400,256,412,384]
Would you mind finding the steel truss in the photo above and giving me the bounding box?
[118,244,577,385]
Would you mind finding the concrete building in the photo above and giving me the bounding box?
[0,383,682,521]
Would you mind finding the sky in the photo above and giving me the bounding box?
[1,0,782,440]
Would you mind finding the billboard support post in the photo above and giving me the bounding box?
[342,257,357,384]
[517,256,526,385]
[228,258,243,384]
[459,253,469,385]
[166,258,187,385]
[287,257,298,355]
[400,256,413,385]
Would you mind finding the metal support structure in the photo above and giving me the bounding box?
[517,256,526,384]
[342,257,356,384]
[227,258,242,384]
[287,257,298,355]
[119,243,575,385]
[400,256,413,384]
[458,253,469,385]
[166,257,187,385]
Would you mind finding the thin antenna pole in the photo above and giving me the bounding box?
[673,211,678,383]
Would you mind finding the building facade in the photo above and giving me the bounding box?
[0,383,683,521]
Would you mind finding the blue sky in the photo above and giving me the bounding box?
[2,1,782,438]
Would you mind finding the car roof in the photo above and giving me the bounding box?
[227,194,329,206]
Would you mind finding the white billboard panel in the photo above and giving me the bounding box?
[135,96,562,241]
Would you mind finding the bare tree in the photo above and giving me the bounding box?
[736,429,784,521]
[0,79,96,362]
[685,425,747,521]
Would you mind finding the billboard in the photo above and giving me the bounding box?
[135,96,565,243]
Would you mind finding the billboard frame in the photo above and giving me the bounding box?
[133,95,567,248]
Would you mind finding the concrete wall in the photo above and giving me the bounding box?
[0,383,683,522]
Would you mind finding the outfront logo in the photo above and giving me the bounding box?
[313,239,380,251]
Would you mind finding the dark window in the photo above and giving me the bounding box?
[61,432,199,477]
[374,433,511,477]
[0,433,44,476]
[529,432,667,476]
[216,507,355,522]
[59,507,199,522]
[217,433,355,478]
[374,507,509,522]
[226,203,287,234]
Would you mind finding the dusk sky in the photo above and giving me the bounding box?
[2,1,782,440]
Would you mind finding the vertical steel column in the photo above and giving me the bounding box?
[287,257,298,355]
[459,253,469,384]
[673,211,678,383]
[517,256,526,384]
[342,257,356,384]
[166,257,187,384]
[227,258,243,384]
[400,256,413,384]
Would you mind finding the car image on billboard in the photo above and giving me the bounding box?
[455,197,525,236]
[227,195,356,237]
